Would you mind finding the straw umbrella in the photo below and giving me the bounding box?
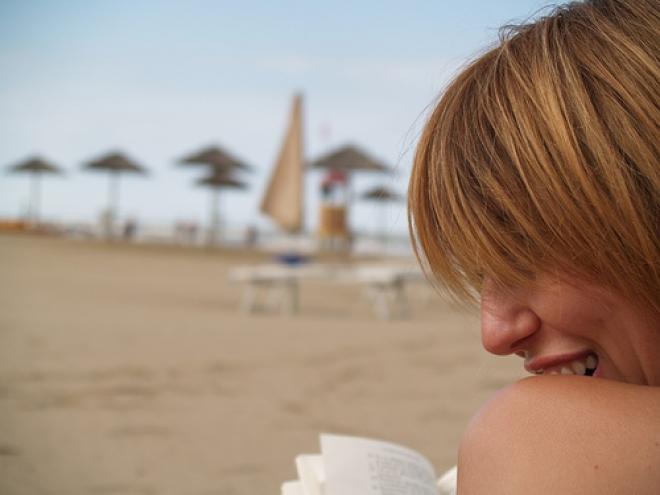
[178,145,252,245]
[309,144,390,173]
[82,151,148,238]
[359,185,403,245]
[194,170,248,246]
[179,145,252,174]
[360,185,402,201]
[6,156,64,225]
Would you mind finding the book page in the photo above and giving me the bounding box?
[320,434,438,495]
[281,480,305,495]
[295,454,325,495]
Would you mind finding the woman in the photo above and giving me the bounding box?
[407,0,660,493]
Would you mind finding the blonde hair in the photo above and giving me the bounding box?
[408,0,660,311]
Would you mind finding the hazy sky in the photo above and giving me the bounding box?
[0,0,548,236]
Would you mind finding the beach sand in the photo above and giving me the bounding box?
[0,233,523,495]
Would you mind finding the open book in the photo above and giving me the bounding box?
[281,434,457,495]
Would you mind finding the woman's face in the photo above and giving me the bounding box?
[480,270,660,386]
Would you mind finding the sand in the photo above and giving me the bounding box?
[0,233,523,495]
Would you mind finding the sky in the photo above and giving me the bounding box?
[0,0,548,237]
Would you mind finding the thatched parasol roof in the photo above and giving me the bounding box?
[309,144,389,172]
[179,145,252,173]
[359,185,403,202]
[8,156,64,175]
[83,151,147,174]
[195,171,248,189]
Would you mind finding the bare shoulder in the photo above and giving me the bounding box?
[457,377,660,495]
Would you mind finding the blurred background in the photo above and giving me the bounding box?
[0,0,546,249]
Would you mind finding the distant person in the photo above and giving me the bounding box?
[408,0,660,493]
[186,220,199,245]
[174,219,199,245]
[244,225,258,248]
[174,220,186,244]
[123,217,137,241]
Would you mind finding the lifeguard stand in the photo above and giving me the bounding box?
[317,169,350,250]
[310,144,391,252]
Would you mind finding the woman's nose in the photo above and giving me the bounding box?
[480,278,541,356]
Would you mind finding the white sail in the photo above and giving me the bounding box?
[260,93,305,233]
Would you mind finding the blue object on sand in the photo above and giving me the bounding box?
[274,253,310,265]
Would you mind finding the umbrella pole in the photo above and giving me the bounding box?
[30,172,41,227]
[208,188,220,247]
[217,189,223,244]
[344,174,353,253]
[380,202,389,253]
[107,171,120,239]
